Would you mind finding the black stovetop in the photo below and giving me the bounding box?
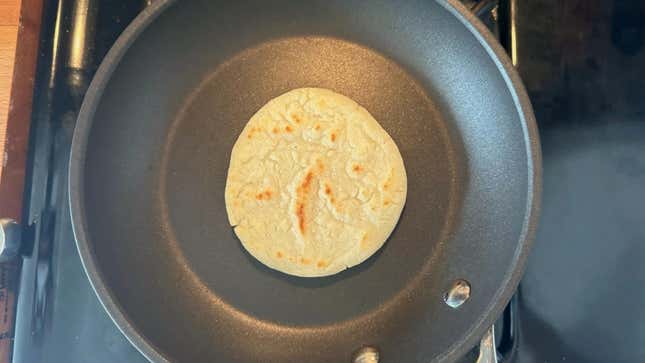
[13,1,645,362]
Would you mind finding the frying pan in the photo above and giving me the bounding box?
[69,0,541,362]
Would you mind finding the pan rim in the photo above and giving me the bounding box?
[69,1,177,362]
[68,1,541,362]
[432,2,541,362]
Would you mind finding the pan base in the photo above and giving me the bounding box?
[161,37,460,327]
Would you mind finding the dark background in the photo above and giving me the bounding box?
[12,1,645,362]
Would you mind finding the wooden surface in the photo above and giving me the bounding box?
[0,0,22,185]
[1,0,41,221]
[0,0,43,362]
[0,1,22,360]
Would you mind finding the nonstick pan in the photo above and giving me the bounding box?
[69,0,541,362]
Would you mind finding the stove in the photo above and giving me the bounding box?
[10,0,645,362]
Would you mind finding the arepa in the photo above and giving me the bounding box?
[225,88,407,277]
